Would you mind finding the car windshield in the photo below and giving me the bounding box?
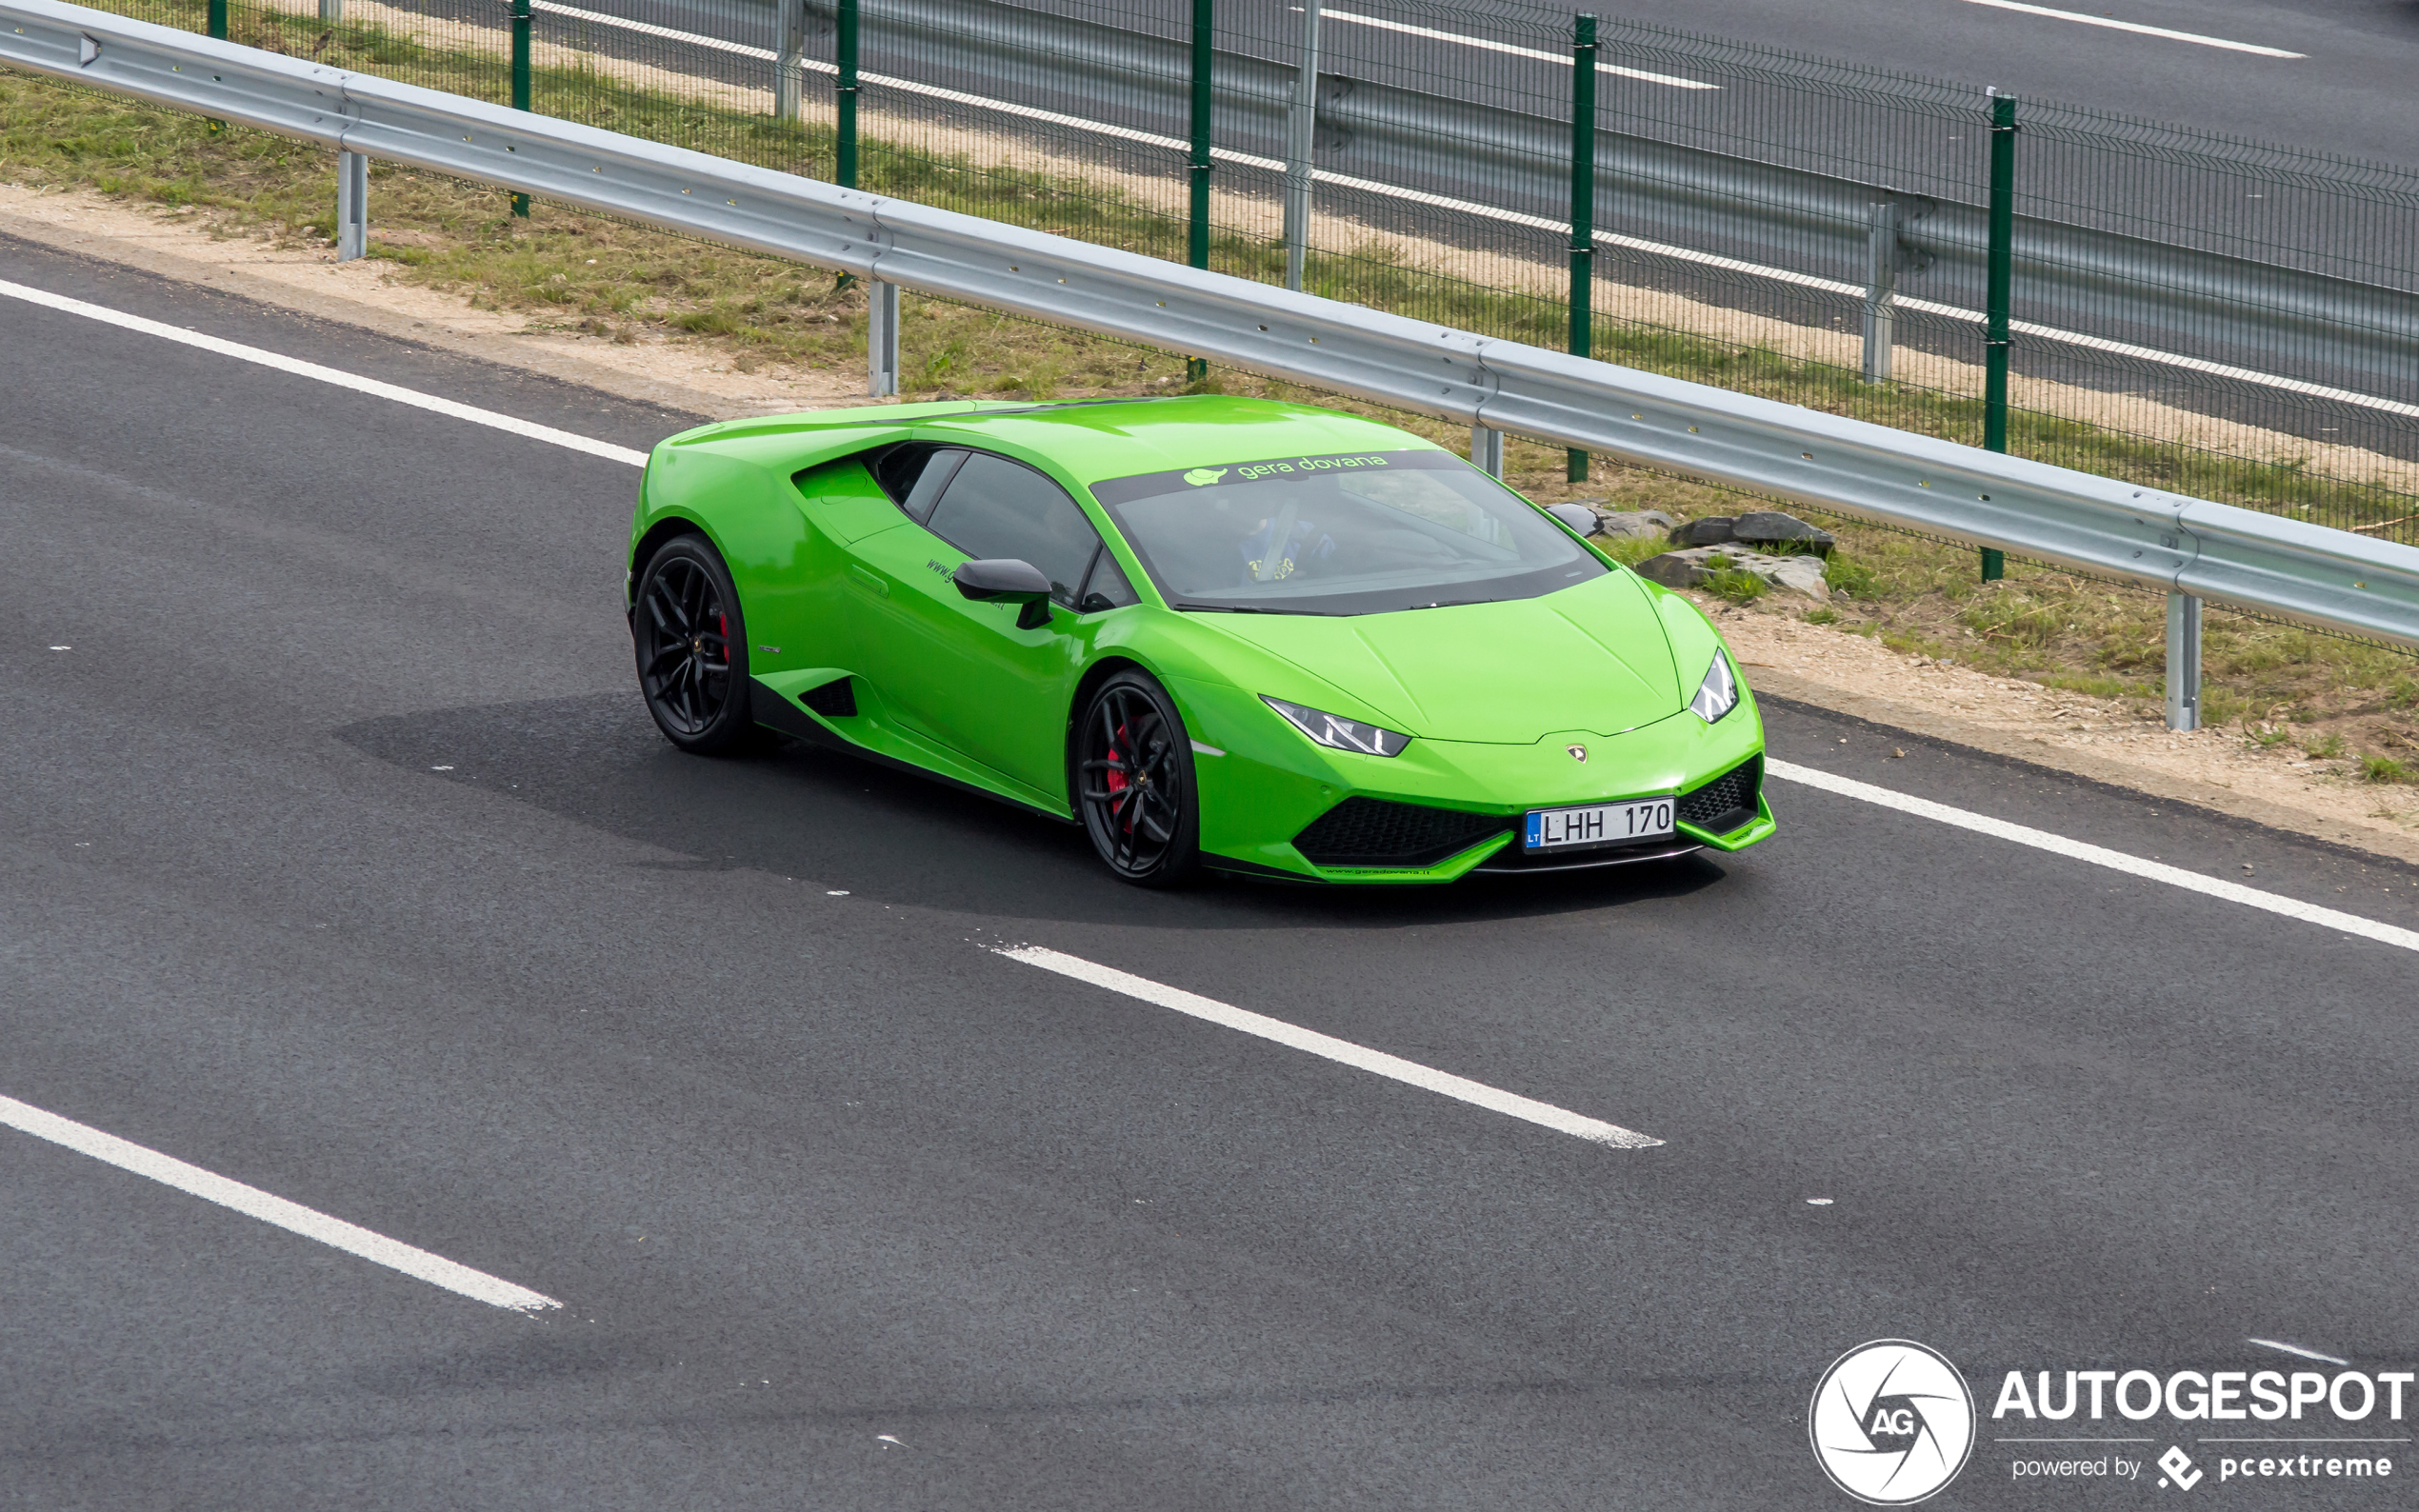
[1089,449,1606,615]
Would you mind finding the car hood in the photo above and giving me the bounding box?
[1200,573,1685,743]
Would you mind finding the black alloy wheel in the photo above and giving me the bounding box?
[633,534,757,754]
[1074,670,1202,886]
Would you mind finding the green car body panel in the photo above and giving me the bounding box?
[628,394,1774,882]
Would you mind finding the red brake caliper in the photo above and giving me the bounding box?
[1104,722,1131,829]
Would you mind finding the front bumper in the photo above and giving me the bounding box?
[1172,676,1774,885]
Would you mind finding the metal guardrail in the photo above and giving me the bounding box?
[7,0,2418,727]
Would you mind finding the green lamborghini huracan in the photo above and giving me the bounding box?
[627,394,1773,885]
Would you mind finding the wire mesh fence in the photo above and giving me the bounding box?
[68,0,2419,546]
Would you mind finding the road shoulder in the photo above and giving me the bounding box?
[0,182,858,422]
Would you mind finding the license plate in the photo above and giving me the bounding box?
[1524,796,1675,852]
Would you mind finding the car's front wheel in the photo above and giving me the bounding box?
[633,533,757,754]
[1074,670,1202,886]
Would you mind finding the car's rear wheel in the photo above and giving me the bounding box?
[1074,670,1202,886]
[633,533,757,754]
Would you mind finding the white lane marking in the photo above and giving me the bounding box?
[535,0,1283,164]
[538,0,1714,90]
[535,0,770,58]
[2249,1338,2351,1364]
[1319,8,1719,89]
[0,1093,561,1312]
[0,279,649,468]
[1766,759,2419,955]
[996,945,1662,1147]
[1960,0,2305,56]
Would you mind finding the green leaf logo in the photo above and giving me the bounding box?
[1183,468,1229,487]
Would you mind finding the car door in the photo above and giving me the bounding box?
[846,448,1109,798]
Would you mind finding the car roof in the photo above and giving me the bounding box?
[654,394,1444,487]
[905,395,1440,487]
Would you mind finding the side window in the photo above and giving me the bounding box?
[1079,548,1140,612]
[872,445,967,525]
[925,452,1104,607]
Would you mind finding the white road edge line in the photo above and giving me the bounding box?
[1318,8,1720,89]
[0,278,649,468]
[0,1093,561,1312]
[996,945,1662,1148]
[1960,0,2305,57]
[1766,759,2419,955]
[2249,1338,2352,1365]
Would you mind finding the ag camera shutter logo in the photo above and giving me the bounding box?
[1810,1340,1977,1504]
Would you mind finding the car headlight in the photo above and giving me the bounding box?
[1262,695,1411,757]
[1689,651,1740,725]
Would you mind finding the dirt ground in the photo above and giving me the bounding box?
[5,180,2414,866]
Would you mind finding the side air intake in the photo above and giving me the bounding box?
[799,676,858,718]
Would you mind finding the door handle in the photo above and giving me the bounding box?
[847,564,890,598]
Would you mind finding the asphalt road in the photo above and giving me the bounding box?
[6,235,2419,1510]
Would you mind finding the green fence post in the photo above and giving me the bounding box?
[205,0,227,132]
[1980,90,2016,581]
[510,0,531,217]
[838,0,859,188]
[1186,0,1212,384]
[1567,12,1597,484]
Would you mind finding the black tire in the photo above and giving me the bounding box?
[1072,670,1203,886]
[632,533,759,755]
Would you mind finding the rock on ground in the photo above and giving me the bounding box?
[1665,511,1836,555]
[1595,509,1678,540]
[1632,545,1829,601]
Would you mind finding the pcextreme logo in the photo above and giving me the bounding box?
[1810,1340,1978,1504]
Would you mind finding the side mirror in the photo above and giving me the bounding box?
[952,558,1056,630]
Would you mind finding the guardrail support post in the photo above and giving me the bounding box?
[1979,89,2016,581]
[1282,0,1322,293]
[2166,591,2202,731]
[510,0,531,217]
[1187,0,1213,383]
[837,0,858,184]
[336,149,367,261]
[1862,202,1897,384]
[1566,12,1597,484]
[1470,425,1504,479]
[774,0,805,121]
[868,277,899,398]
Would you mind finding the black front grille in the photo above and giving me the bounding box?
[799,676,857,718]
[1292,798,1509,868]
[1679,755,1762,836]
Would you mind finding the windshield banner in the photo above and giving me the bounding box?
[1089,448,1468,506]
